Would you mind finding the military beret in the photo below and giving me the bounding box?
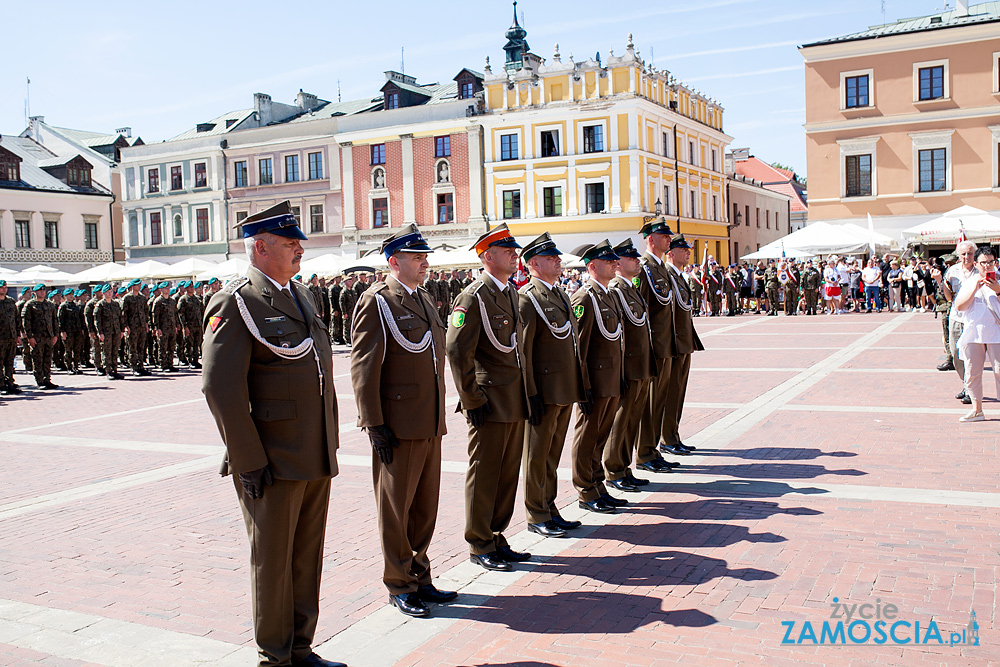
[116,287,127,295]
[294,275,302,282]
[194,281,203,288]
[128,278,141,287]
[0,280,5,287]
[21,287,30,295]
[141,283,149,291]
[33,283,46,291]
[158,282,169,289]
[309,273,318,280]
[91,285,101,293]
[75,289,86,297]
[62,288,74,296]
[207,278,220,285]
[169,288,177,295]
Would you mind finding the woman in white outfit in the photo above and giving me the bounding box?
[955,246,1000,422]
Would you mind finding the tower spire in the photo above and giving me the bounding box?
[503,1,530,72]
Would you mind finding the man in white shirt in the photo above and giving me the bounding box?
[944,241,978,403]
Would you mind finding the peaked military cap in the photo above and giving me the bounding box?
[234,200,308,240]
[639,219,673,238]
[612,239,641,259]
[380,223,434,259]
[581,239,620,264]
[520,232,562,261]
[669,234,693,250]
[472,223,520,255]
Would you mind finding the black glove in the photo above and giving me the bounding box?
[238,465,273,499]
[527,394,546,426]
[368,424,400,465]
[467,401,492,428]
[578,390,594,416]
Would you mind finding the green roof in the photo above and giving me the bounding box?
[802,1,1000,47]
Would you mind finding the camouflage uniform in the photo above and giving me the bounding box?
[57,299,86,373]
[94,297,124,377]
[152,294,179,370]
[764,266,781,316]
[177,292,204,368]
[339,282,359,345]
[147,294,158,365]
[84,294,103,372]
[800,267,821,315]
[121,292,150,373]
[0,294,18,390]
[17,296,32,372]
[328,282,344,344]
[22,296,58,386]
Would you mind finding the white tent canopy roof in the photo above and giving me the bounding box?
[744,221,897,260]
[6,267,78,285]
[157,258,219,279]
[902,205,1000,244]
[116,260,173,280]
[196,257,251,281]
[71,262,128,283]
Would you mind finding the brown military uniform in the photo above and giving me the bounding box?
[606,275,655,480]
[637,253,675,462]
[663,263,705,446]
[202,266,338,667]
[518,277,584,525]
[446,273,530,555]
[351,275,447,596]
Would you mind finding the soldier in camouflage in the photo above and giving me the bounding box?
[153,286,180,372]
[0,280,21,394]
[94,285,125,380]
[57,289,86,374]
[177,282,204,369]
[84,286,103,374]
[16,288,33,374]
[328,275,344,345]
[121,280,152,376]
[22,284,59,389]
[50,291,67,371]
[147,284,160,367]
[339,274,359,346]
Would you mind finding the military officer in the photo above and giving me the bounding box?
[706,263,722,316]
[327,275,344,344]
[202,201,343,667]
[688,265,704,317]
[605,239,655,491]
[94,285,125,380]
[765,260,780,316]
[571,240,625,514]
[446,223,532,572]
[22,284,59,389]
[153,285,180,371]
[635,220,678,473]
[0,280,21,395]
[783,261,801,316]
[801,260,821,315]
[661,235,705,457]
[434,271,451,320]
[350,224,456,619]
[517,232,585,538]
[723,265,740,316]
[307,274,326,326]
[339,275,359,345]
[448,269,464,303]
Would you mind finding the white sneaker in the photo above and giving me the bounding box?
[959,410,985,422]
[919,307,926,313]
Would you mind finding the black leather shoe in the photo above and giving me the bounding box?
[417,584,457,603]
[625,471,649,486]
[637,459,672,473]
[938,361,955,371]
[389,592,430,617]
[550,515,582,530]
[579,497,616,514]
[660,443,691,456]
[663,459,681,468]
[470,552,512,572]
[528,520,566,538]
[497,544,531,562]
[607,477,638,492]
[42,381,59,389]
[676,441,696,451]
[291,653,347,667]
[600,493,628,507]
[962,394,972,405]
[956,389,967,400]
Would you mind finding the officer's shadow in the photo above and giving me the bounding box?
[679,461,866,480]
[632,497,823,522]
[645,478,829,498]
[699,446,858,460]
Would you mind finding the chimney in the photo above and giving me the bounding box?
[28,115,45,140]
[295,89,319,111]
[254,93,273,125]
[955,0,969,16]
[116,126,132,138]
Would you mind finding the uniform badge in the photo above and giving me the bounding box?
[451,308,466,328]
[573,304,584,319]
[209,316,223,332]
[632,276,640,289]
[264,316,286,323]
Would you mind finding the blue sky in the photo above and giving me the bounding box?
[4,1,947,178]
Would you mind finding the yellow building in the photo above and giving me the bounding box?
[481,12,733,262]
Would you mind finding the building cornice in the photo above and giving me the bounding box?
[805,105,1000,133]
[800,21,1000,63]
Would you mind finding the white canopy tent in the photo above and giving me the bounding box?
[743,221,897,260]
[196,258,251,282]
[116,260,173,280]
[72,262,127,283]
[6,266,78,285]
[156,257,219,279]
[299,254,346,277]
[0,266,17,276]
[902,205,1000,245]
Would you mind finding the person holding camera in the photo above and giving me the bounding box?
[954,246,1000,422]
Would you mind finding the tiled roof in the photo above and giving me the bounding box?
[169,109,255,141]
[803,1,1000,47]
[733,156,808,214]
[0,136,110,196]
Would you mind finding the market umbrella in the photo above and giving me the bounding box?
[903,205,1000,244]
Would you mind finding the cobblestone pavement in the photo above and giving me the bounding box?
[0,311,996,666]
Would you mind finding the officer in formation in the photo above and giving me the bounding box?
[707,262,723,316]
[801,260,821,315]
[153,285,180,372]
[57,288,86,374]
[0,280,21,395]
[21,284,59,389]
[327,275,344,345]
[350,223,456,619]
[764,259,781,316]
[781,261,801,316]
[687,266,704,317]
[121,279,152,376]
[94,285,125,380]
[723,265,740,316]
[177,281,204,369]
[339,274,359,345]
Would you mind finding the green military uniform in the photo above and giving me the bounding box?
[122,284,151,375]
[16,292,32,373]
[765,265,780,316]
[339,280,359,345]
[57,293,85,374]
[783,265,800,316]
[94,289,124,379]
[0,282,19,393]
[663,236,705,452]
[328,280,344,344]
[84,290,103,372]
[688,270,704,317]
[153,292,179,371]
[708,266,723,316]
[178,289,204,368]
[801,266,821,315]
[723,267,740,316]
[22,287,59,388]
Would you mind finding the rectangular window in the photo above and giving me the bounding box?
[14,219,30,248]
[766,210,770,229]
[664,186,672,215]
[386,92,399,109]
[84,222,98,249]
[372,198,388,227]
[689,141,696,164]
[745,205,750,226]
[371,144,386,165]
[194,162,207,188]
[503,190,521,219]
[845,75,869,108]
[173,213,183,238]
[663,132,671,158]
[435,136,451,158]
[585,183,605,214]
[285,155,299,182]
[500,134,518,161]
[148,168,159,193]
[290,206,301,225]
[308,152,323,179]
[712,195,718,221]
[919,66,944,100]
[543,186,562,217]
[196,209,209,242]
[460,81,475,99]
[540,130,559,157]
[690,190,696,217]
[845,154,872,196]
[0,160,20,182]
[583,126,604,153]
[756,208,760,228]
[259,158,273,185]
[44,221,59,248]
[170,165,182,191]
[67,167,91,187]
[310,204,324,233]
[712,149,718,172]
[235,211,248,226]
[437,193,454,223]
[234,161,247,187]
[918,148,947,192]
[150,212,162,245]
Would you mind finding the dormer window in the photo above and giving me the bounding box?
[0,158,19,182]
[68,165,91,187]
[460,82,474,99]
[386,92,399,109]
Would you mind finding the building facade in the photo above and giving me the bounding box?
[0,135,114,271]
[480,14,733,262]
[726,173,793,263]
[801,0,1000,240]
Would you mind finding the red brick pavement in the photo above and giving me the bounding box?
[1,310,997,666]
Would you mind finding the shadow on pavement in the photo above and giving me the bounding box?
[651,479,829,497]
[678,462,866,479]
[593,520,786,549]
[699,447,859,460]
[627,498,822,521]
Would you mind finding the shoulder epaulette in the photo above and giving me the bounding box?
[463,281,484,297]
[224,276,249,294]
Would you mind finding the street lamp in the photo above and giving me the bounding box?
[729,209,742,229]
[643,199,663,224]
